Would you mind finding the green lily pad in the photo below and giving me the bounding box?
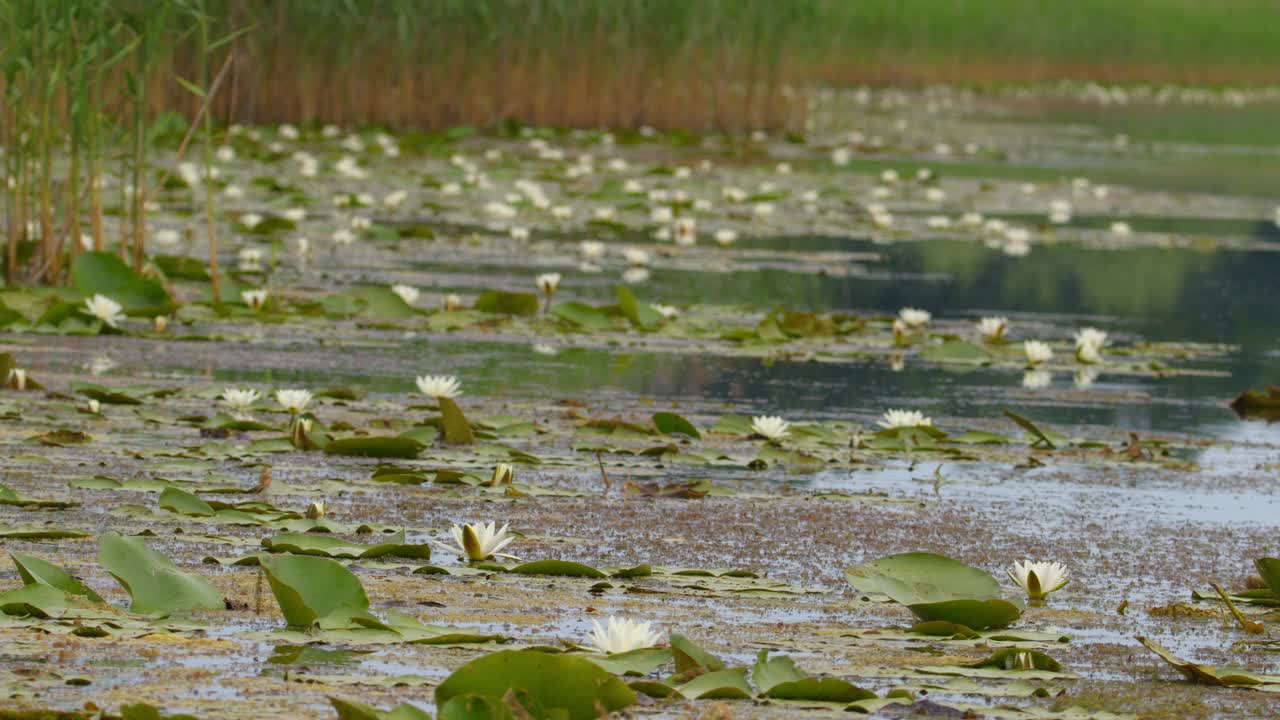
[1137,636,1280,690]
[652,412,701,439]
[584,647,673,676]
[752,650,876,702]
[98,532,223,614]
[616,285,661,329]
[1255,558,1280,596]
[9,551,104,603]
[435,649,637,719]
[921,340,991,364]
[440,397,476,445]
[474,291,539,316]
[670,633,726,673]
[260,554,371,628]
[677,668,753,699]
[0,483,77,509]
[553,302,616,330]
[330,697,432,720]
[262,532,431,561]
[508,560,607,578]
[324,436,425,458]
[846,552,1023,629]
[71,251,172,313]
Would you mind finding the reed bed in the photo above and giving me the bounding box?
[2,0,1279,287]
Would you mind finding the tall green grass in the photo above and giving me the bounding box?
[2,0,1279,287]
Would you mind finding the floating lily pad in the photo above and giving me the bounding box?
[98,532,223,614]
[324,436,425,458]
[507,560,607,578]
[652,412,701,439]
[330,697,432,720]
[753,650,876,702]
[1230,386,1280,421]
[260,554,371,628]
[846,552,1023,629]
[71,251,172,313]
[1137,636,1280,691]
[435,649,637,719]
[262,532,431,561]
[0,483,77,509]
[9,552,103,603]
[677,669,753,699]
[474,291,539,316]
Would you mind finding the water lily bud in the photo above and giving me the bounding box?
[7,368,26,391]
[491,463,514,486]
[88,399,100,414]
[304,500,325,520]
[154,315,168,334]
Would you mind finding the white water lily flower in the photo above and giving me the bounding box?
[215,145,235,163]
[274,389,312,414]
[653,304,679,320]
[650,206,674,224]
[278,124,299,140]
[1007,560,1070,600]
[1074,328,1108,351]
[391,284,420,305]
[579,240,605,261]
[443,294,463,311]
[491,464,514,485]
[1024,340,1053,365]
[1109,221,1132,237]
[87,398,100,414]
[241,289,269,311]
[221,388,261,411]
[84,294,124,327]
[449,521,515,561]
[536,273,561,296]
[898,308,931,328]
[239,212,263,230]
[510,226,530,242]
[622,267,651,284]
[877,409,933,429]
[977,316,1008,343]
[238,247,263,272]
[623,248,650,267]
[416,374,462,400]
[673,218,697,246]
[713,228,738,246]
[753,202,775,217]
[332,228,355,245]
[1048,199,1073,224]
[751,415,790,441]
[832,147,851,166]
[1074,328,1107,364]
[1076,342,1102,364]
[177,162,202,188]
[588,617,662,655]
[282,207,307,223]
